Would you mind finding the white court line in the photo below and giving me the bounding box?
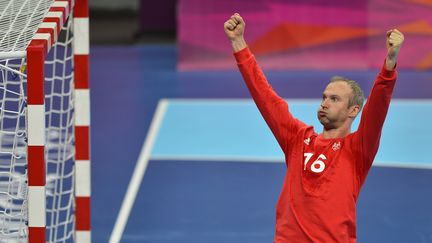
[164,98,432,104]
[109,99,168,243]
[151,155,285,163]
[373,161,432,170]
[151,155,432,170]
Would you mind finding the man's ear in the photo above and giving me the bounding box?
[348,105,360,118]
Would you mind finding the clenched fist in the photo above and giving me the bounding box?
[386,29,404,59]
[224,13,245,40]
[385,29,404,70]
[224,13,247,52]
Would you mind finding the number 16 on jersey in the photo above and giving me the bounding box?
[304,153,327,173]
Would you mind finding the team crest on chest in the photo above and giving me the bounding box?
[332,141,341,151]
[304,137,310,145]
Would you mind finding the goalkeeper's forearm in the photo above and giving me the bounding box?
[231,37,247,53]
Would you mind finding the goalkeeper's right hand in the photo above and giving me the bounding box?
[224,13,245,41]
[224,13,247,52]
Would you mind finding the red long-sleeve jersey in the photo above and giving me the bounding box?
[234,47,397,242]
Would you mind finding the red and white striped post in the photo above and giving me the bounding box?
[27,1,72,242]
[27,37,48,243]
[74,0,91,242]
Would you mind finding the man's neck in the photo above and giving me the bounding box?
[322,123,352,139]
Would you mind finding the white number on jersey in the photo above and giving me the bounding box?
[303,153,326,173]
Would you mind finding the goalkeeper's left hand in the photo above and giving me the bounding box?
[385,29,404,70]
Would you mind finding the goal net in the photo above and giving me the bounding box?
[0,0,90,242]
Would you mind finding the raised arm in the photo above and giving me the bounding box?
[356,29,404,175]
[224,13,306,153]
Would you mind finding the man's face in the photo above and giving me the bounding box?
[317,81,355,129]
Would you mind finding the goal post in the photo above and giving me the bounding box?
[73,0,91,241]
[0,0,91,242]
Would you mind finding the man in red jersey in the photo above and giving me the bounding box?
[224,13,404,242]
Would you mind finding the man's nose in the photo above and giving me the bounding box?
[321,99,328,109]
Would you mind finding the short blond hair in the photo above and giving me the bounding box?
[330,76,365,111]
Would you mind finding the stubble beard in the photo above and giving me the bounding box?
[318,113,337,130]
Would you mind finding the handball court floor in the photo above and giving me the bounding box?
[91,44,432,243]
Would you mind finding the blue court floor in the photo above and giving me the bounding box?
[90,44,432,242]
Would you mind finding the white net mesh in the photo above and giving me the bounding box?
[45,15,75,243]
[0,56,27,241]
[0,0,55,52]
[0,11,75,243]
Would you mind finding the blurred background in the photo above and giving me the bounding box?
[90,0,175,44]
[90,1,432,242]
